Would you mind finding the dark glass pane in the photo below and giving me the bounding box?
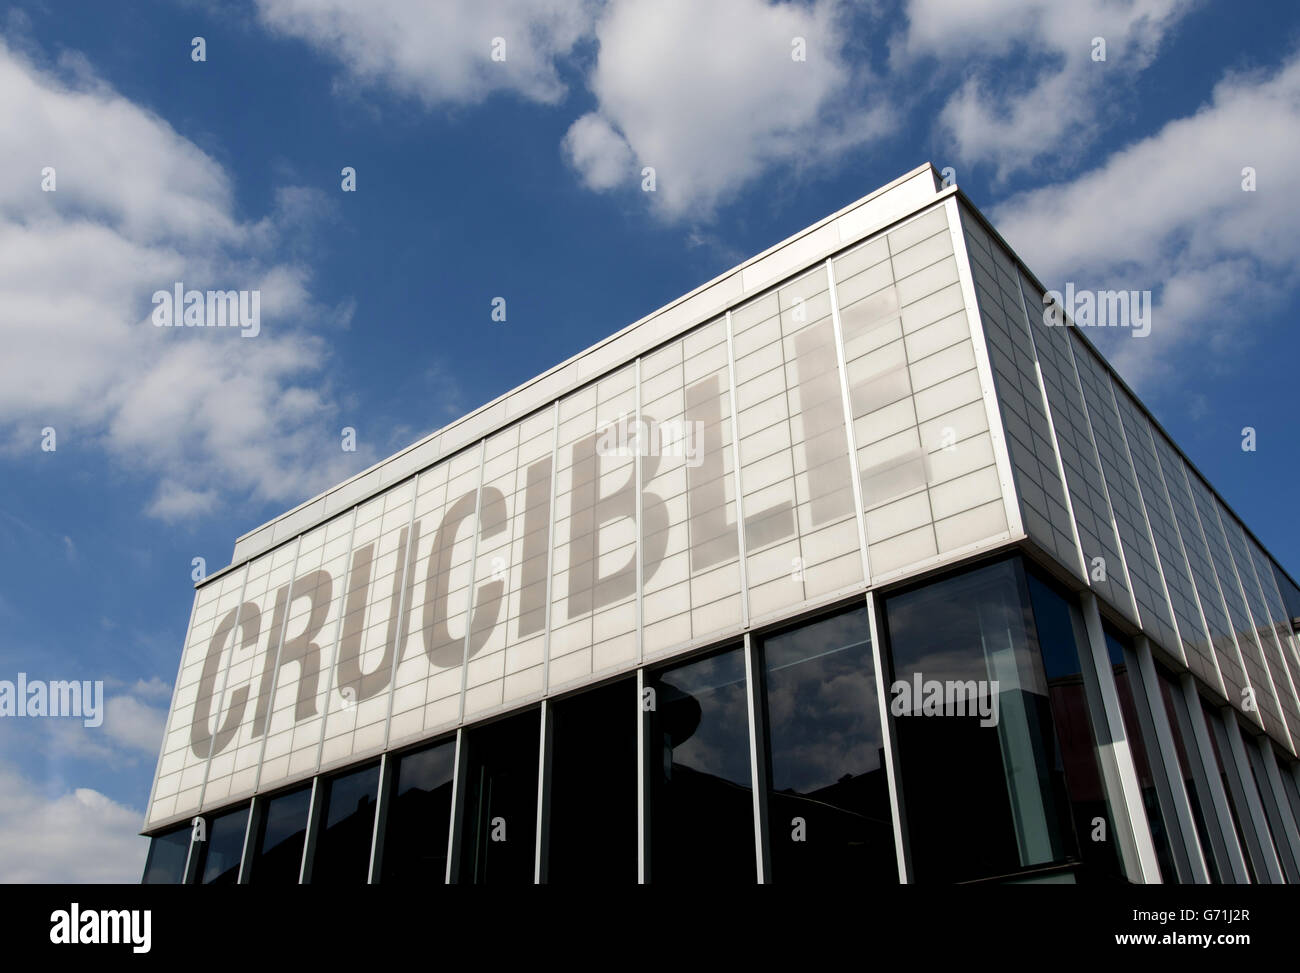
[547,679,637,884]
[1025,573,1122,882]
[1156,670,1222,882]
[311,764,380,884]
[762,607,895,883]
[883,559,1073,883]
[1105,631,1177,883]
[650,646,755,884]
[1271,563,1300,627]
[249,785,312,884]
[141,826,191,884]
[1243,738,1294,879]
[1200,701,1256,882]
[382,738,456,884]
[459,709,540,884]
[198,806,249,884]
[1276,746,1300,835]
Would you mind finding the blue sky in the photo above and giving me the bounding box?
[2,0,1299,880]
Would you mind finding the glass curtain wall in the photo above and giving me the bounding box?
[881,557,1075,883]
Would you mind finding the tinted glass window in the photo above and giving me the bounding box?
[1201,701,1256,882]
[762,607,895,883]
[311,763,380,884]
[197,806,249,884]
[141,826,191,884]
[381,738,456,884]
[547,679,637,884]
[883,558,1073,883]
[1104,630,1177,882]
[459,709,540,884]
[1025,573,1121,881]
[1243,736,1296,880]
[1156,670,1222,882]
[649,646,755,883]
[249,785,312,884]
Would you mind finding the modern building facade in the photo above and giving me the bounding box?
[142,164,1300,885]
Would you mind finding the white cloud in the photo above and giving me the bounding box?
[253,0,597,106]
[565,0,890,219]
[103,694,168,756]
[898,0,1190,179]
[0,761,148,882]
[563,113,635,192]
[0,38,366,520]
[130,677,173,701]
[991,51,1300,387]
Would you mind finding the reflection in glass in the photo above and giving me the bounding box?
[762,607,895,882]
[1243,737,1295,879]
[141,826,191,884]
[1156,669,1222,882]
[547,679,637,883]
[1104,630,1177,882]
[198,806,249,884]
[1024,573,1122,882]
[1201,701,1259,882]
[883,558,1073,883]
[249,785,312,884]
[311,763,380,884]
[459,709,539,884]
[381,738,456,884]
[649,647,755,883]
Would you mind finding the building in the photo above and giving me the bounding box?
[141,164,1300,885]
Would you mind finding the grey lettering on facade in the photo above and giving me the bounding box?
[338,528,411,703]
[793,320,855,525]
[685,374,794,566]
[423,488,507,667]
[468,488,508,654]
[252,570,332,736]
[517,456,551,639]
[566,430,668,619]
[191,603,261,759]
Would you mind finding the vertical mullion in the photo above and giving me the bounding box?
[534,699,553,884]
[1259,741,1300,878]
[1222,713,1285,882]
[743,632,770,883]
[1133,636,1210,882]
[1181,674,1251,882]
[457,440,489,724]
[946,198,1024,541]
[367,751,393,884]
[637,666,650,885]
[181,821,201,885]
[445,727,466,884]
[236,795,257,885]
[542,405,560,692]
[865,590,909,882]
[298,775,324,884]
[824,257,872,586]
[1078,591,1162,881]
[723,310,750,628]
[634,358,644,665]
